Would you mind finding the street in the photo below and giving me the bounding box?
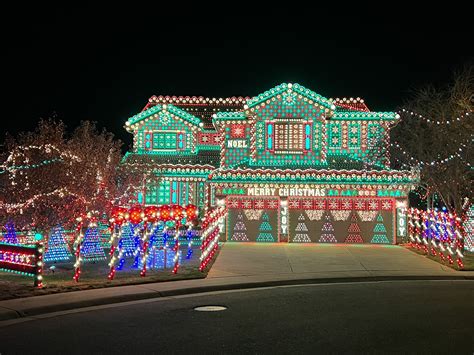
[1,280,473,354]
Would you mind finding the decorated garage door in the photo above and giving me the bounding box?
[288,197,395,244]
[226,197,279,242]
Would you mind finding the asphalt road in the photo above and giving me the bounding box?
[1,280,473,354]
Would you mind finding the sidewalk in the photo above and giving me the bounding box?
[1,243,473,321]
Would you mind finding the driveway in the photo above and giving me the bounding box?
[208,243,463,280]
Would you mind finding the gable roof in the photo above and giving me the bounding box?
[142,96,248,129]
[245,83,336,112]
[125,104,202,130]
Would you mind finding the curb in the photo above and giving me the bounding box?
[1,275,473,321]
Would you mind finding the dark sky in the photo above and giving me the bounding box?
[3,4,472,150]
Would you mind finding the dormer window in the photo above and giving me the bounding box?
[266,120,312,154]
[144,131,185,151]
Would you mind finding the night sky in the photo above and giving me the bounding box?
[3,4,472,150]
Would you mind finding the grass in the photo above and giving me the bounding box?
[403,244,474,271]
[0,245,221,301]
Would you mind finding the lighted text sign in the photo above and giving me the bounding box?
[227,139,248,148]
[248,187,326,197]
[397,208,407,236]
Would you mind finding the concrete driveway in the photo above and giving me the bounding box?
[208,243,463,281]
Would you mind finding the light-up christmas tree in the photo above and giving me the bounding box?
[344,213,364,243]
[293,213,311,242]
[256,212,275,242]
[3,221,18,244]
[231,212,249,241]
[371,213,390,244]
[80,226,106,261]
[119,223,137,257]
[44,225,72,262]
[319,213,337,243]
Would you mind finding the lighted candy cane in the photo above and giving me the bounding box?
[170,205,185,274]
[132,223,143,268]
[73,216,85,282]
[108,206,127,280]
[184,204,198,260]
[140,205,160,277]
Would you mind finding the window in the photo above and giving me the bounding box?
[144,131,185,150]
[266,121,312,153]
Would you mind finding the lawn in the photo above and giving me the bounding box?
[0,245,220,301]
[403,244,474,271]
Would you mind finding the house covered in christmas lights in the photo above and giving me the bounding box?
[123,83,419,244]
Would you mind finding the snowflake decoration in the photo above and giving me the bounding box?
[329,200,339,209]
[267,200,278,209]
[315,200,326,209]
[342,200,352,210]
[231,124,246,138]
[303,200,313,209]
[368,200,379,210]
[382,200,392,210]
[289,200,300,209]
[351,127,358,134]
[332,126,339,133]
[229,200,239,208]
[243,200,252,209]
[255,200,265,209]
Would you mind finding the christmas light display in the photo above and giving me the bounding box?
[73,213,105,282]
[0,242,44,287]
[98,212,111,248]
[199,206,227,271]
[256,212,275,242]
[292,213,311,243]
[120,82,416,246]
[80,225,106,262]
[107,204,198,279]
[464,205,474,252]
[44,225,72,262]
[345,213,364,243]
[407,208,465,269]
[231,212,249,242]
[3,221,18,244]
[319,214,337,243]
[371,213,390,244]
[305,210,325,221]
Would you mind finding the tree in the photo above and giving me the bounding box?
[391,64,473,214]
[0,119,123,232]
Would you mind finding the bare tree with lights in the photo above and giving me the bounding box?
[391,64,473,214]
[0,119,123,232]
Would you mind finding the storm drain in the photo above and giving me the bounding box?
[194,306,227,312]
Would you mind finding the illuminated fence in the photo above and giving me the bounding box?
[0,242,44,287]
[199,206,227,271]
[407,208,466,269]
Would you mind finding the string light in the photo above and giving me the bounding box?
[398,108,472,125]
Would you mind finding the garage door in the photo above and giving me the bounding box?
[288,197,395,244]
[226,197,279,242]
